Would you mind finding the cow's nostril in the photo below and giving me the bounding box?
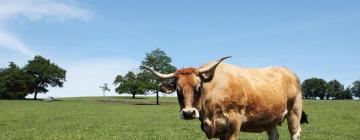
[182,110,195,119]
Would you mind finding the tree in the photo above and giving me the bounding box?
[0,68,5,98]
[327,79,344,100]
[0,62,31,99]
[24,56,66,100]
[351,80,360,98]
[302,78,327,100]
[99,83,111,97]
[139,48,176,105]
[114,71,147,99]
[341,86,353,99]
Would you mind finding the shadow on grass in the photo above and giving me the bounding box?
[96,99,171,106]
[97,100,121,103]
[134,103,158,105]
[41,99,63,102]
[119,97,148,99]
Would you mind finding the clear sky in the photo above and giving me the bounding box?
[0,0,359,98]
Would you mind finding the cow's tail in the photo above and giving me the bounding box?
[300,110,309,124]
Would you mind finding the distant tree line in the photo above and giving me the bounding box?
[0,55,66,100]
[302,78,360,100]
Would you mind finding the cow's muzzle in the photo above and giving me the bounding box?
[181,108,199,120]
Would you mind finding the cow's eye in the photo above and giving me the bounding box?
[195,84,201,91]
[176,86,181,91]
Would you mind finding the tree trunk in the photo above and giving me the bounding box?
[156,91,159,105]
[132,93,135,99]
[34,91,38,100]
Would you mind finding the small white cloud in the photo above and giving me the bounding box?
[0,0,92,56]
[0,0,92,22]
[0,29,35,57]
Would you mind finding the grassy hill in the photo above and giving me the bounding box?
[0,97,359,140]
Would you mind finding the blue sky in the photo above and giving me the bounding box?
[0,0,359,97]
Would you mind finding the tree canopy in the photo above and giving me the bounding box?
[341,86,353,99]
[0,62,30,99]
[114,71,148,99]
[351,80,360,98]
[140,48,176,91]
[139,48,176,104]
[327,79,344,99]
[0,56,66,100]
[302,78,328,100]
[24,56,66,100]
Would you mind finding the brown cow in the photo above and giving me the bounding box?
[141,56,307,140]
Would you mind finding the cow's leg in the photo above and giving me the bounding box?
[287,94,302,140]
[267,125,279,140]
[220,123,241,140]
[220,112,242,140]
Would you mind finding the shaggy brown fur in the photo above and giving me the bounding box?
[175,67,199,77]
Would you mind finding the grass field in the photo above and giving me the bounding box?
[0,97,359,140]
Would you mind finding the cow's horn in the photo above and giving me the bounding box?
[140,65,175,79]
[198,56,231,73]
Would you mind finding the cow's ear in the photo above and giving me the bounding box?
[159,82,175,94]
[199,69,216,82]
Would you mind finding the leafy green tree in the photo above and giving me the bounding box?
[341,86,353,99]
[351,80,360,98]
[0,68,4,98]
[302,78,328,100]
[139,48,176,105]
[24,56,66,100]
[327,79,344,100]
[0,62,31,99]
[114,71,147,99]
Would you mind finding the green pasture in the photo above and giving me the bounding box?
[0,97,359,140]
